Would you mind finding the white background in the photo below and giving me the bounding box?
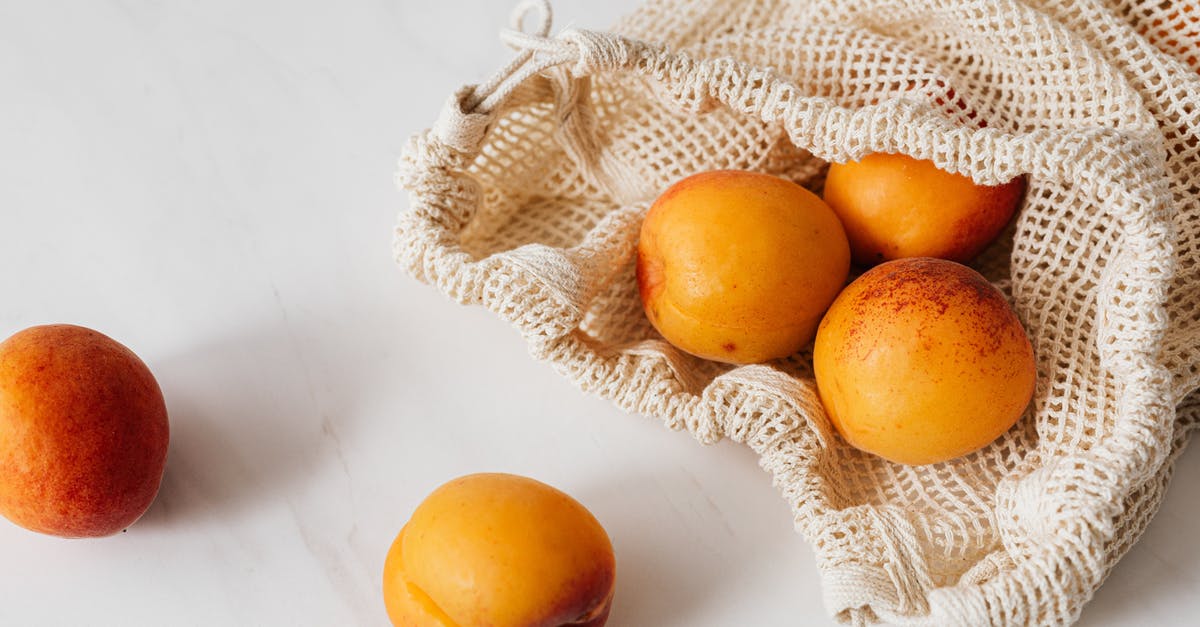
[0,1,1196,625]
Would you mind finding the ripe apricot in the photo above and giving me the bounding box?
[822,153,1024,266]
[813,258,1036,465]
[1143,6,1198,70]
[637,170,850,364]
[382,473,615,627]
[0,324,169,537]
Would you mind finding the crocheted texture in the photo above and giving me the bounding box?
[394,0,1200,624]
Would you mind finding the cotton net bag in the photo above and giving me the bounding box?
[394,0,1200,624]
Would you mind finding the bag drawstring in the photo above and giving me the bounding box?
[464,0,630,114]
[466,0,566,113]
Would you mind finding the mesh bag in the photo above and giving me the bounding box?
[393,0,1200,624]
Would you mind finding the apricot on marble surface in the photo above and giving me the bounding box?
[822,153,1024,266]
[0,324,169,537]
[813,258,1036,465]
[382,473,615,627]
[637,170,850,364]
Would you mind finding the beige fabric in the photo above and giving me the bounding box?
[394,0,1200,624]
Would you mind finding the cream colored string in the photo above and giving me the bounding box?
[465,0,576,114]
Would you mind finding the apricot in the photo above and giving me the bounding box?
[1143,6,1198,70]
[813,258,1036,465]
[637,170,850,364]
[822,153,1024,266]
[0,324,169,537]
[382,473,615,627]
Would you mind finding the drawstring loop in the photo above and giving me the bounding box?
[465,0,567,113]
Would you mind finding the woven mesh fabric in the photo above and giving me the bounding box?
[394,0,1200,624]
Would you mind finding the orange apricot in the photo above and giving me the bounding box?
[813,258,1036,465]
[382,473,615,627]
[0,324,169,537]
[822,153,1024,266]
[637,170,850,364]
[1142,6,1198,70]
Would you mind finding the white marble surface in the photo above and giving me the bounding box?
[0,1,1195,625]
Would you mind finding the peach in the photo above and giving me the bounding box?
[813,258,1036,465]
[382,473,615,627]
[637,170,850,364]
[822,153,1024,266]
[0,324,169,537]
